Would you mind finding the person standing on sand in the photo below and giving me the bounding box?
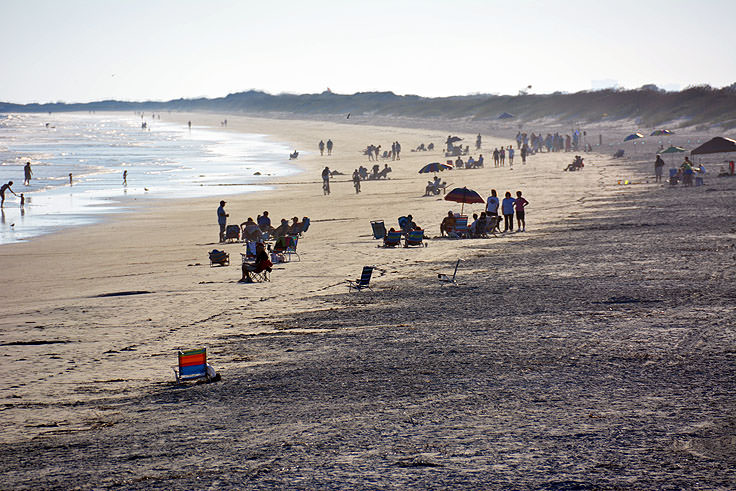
[1,181,18,207]
[352,169,361,194]
[319,140,325,156]
[395,141,401,160]
[514,191,529,232]
[217,200,229,243]
[500,147,505,166]
[123,170,128,186]
[326,139,333,155]
[654,154,665,182]
[501,191,516,232]
[391,142,396,160]
[23,162,32,186]
[69,173,73,185]
[493,148,499,167]
[508,146,515,166]
[322,166,331,195]
[486,189,499,219]
[521,145,527,165]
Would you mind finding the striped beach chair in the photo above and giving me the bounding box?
[404,229,426,247]
[382,229,402,247]
[347,266,374,291]
[172,348,208,383]
[453,216,469,238]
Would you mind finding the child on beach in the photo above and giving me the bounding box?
[514,191,529,232]
[19,193,24,208]
[501,191,516,232]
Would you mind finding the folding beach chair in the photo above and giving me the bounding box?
[453,216,469,238]
[382,229,402,247]
[438,259,460,284]
[209,249,230,267]
[225,224,240,242]
[172,347,209,383]
[347,266,374,291]
[284,235,300,262]
[404,229,426,247]
[241,253,271,282]
[371,220,387,240]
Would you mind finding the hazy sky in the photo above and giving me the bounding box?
[2,0,735,103]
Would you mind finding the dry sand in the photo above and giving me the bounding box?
[1,113,734,489]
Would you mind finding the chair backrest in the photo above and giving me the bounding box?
[178,348,207,379]
[406,229,424,244]
[384,230,402,245]
[287,235,298,252]
[358,266,373,286]
[300,217,310,234]
[454,216,469,233]
[371,220,386,239]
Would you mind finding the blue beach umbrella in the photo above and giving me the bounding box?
[624,133,645,142]
[419,162,453,174]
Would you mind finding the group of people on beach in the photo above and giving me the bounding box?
[517,130,586,154]
[363,141,401,161]
[438,190,529,237]
[1,161,34,208]
[318,139,334,156]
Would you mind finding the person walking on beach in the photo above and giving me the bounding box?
[493,148,499,167]
[23,162,32,186]
[395,141,401,160]
[654,154,665,182]
[521,145,528,165]
[1,181,18,207]
[69,173,73,185]
[326,139,333,155]
[318,140,325,156]
[123,170,127,186]
[508,146,515,166]
[352,169,361,194]
[217,200,229,243]
[476,133,482,150]
[499,147,506,166]
[514,191,529,232]
[501,191,516,232]
[322,166,331,195]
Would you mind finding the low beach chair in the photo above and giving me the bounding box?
[284,235,300,262]
[347,266,373,291]
[382,229,402,247]
[438,259,461,285]
[404,229,426,247]
[371,220,386,240]
[172,348,209,383]
[225,224,240,242]
[209,249,229,267]
[453,216,469,238]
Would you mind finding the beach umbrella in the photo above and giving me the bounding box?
[660,145,686,165]
[447,136,463,143]
[498,112,514,119]
[650,129,674,136]
[623,133,645,142]
[419,162,453,174]
[444,186,484,214]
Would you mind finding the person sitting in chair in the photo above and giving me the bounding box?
[240,217,263,242]
[289,216,302,235]
[274,218,291,238]
[440,211,456,237]
[240,242,272,283]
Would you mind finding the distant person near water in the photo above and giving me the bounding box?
[123,169,128,186]
[69,173,73,185]
[1,181,18,207]
[217,200,229,243]
[23,162,32,185]
[326,139,333,155]
[319,140,325,156]
[322,166,331,195]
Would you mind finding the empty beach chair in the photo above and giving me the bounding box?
[404,229,426,247]
[347,266,374,291]
[172,347,209,383]
[438,259,460,284]
[209,249,229,267]
[371,220,387,240]
[225,224,240,242]
[382,229,402,247]
[453,216,469,238]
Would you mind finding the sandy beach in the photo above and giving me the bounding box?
[1,113,734,488]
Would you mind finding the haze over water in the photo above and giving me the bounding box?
[0,113,295,244]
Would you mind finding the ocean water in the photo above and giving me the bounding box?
[0,113,296,244]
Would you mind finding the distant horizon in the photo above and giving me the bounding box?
[4,82,736,106]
